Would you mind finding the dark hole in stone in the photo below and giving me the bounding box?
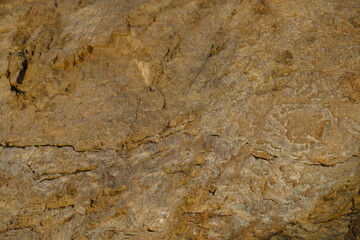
[16,59,28,84]
[209,189,216,195]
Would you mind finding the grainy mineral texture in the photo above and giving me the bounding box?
[0,0,359,239]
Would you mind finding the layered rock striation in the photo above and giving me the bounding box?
[0,0,359,239]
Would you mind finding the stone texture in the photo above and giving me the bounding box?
[0,0,359,239]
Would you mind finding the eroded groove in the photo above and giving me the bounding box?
[38,166,98,182]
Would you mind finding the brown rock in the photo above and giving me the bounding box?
[0,0,359,239]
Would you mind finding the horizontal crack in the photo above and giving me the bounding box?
[38,166,98,182]
[0,143,98,153]
[1,114,199,155]
[302,162,335,167]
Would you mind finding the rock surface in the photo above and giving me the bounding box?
[0,0,359,239]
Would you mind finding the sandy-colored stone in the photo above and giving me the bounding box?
[0,0,359,239]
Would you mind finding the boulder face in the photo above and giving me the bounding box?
[0,0,359,239]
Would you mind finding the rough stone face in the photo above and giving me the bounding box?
[0,0,359,239]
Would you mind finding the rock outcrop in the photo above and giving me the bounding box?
[0,0,359,239]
